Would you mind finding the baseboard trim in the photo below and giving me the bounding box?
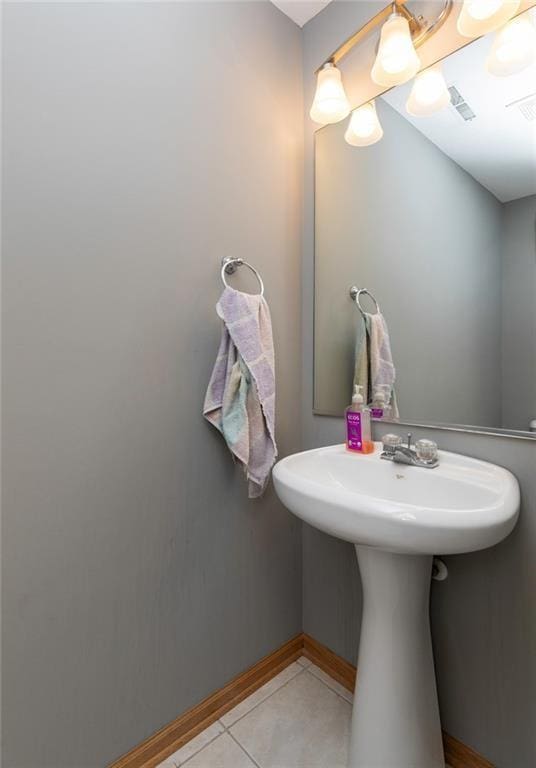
[109,632,495,768]
[109,634,303,768]
[302,633,356,691]
[442,732,495,768]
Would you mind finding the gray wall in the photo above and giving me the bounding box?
[1,3,303,767]
[314,104,503,425]
[3,3,535,768]
[303,2,535,767]
[501,195,536,431]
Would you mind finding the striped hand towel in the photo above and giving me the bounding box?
[204,287,277,498]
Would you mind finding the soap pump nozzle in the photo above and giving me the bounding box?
[352,385,364,405]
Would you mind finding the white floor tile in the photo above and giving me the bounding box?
[219,661,303,728]
[229,668,351,768]
[158,665,449,768]
[181,733,256,767]
[163,721,225,766]
[307,663,354,703]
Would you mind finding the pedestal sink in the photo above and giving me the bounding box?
[272,443,519,768]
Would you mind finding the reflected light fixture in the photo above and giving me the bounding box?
[344,101,384,147]
[457,0,520,37]
[310,62,351,125]
[371,11,421,87]
[486,12,536,76]
[406,64,451,116]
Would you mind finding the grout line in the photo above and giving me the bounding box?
[304,666,354,705]
[175,661,351,767]
[171,727,224,767]
[222,665,307,730]
[227,731,262,768]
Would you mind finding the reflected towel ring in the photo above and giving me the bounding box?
[349,286,380,317]
[221,257,264,296]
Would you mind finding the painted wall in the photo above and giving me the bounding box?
[314,104,503,425]
[302,2,536,766]
[1,3,303,766]
[501,194,536,431]
[3,2,535,767]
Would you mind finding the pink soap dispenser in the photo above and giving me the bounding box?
[345,385,374,454]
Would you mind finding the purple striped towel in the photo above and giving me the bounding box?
[203,287,277,498]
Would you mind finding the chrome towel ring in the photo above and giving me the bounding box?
[349,286,380,317]
[221,257,264,296]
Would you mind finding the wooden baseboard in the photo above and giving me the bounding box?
[301,634,495,768]
[302,633,356,691]
[443,732,495,768]
[109,634,303,768]
[110,632,495,768]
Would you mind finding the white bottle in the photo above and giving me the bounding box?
[371,387,393,421]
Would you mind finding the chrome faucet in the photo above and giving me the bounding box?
[380,433,439,469]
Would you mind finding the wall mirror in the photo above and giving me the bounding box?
[314,17,536,437]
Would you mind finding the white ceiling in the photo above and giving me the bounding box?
[270,0,333,27]
[382,26,536,203]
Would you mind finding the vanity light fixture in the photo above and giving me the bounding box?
[371,11,421,87]
[344,101,384,146]
[310,2,453,142]
[457,0,520,37]
[310,1,452,126]
[486,11,536,76]
[310,62,351,125]
[406,64,451,116]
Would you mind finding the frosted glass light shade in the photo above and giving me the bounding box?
[310,63,351,125]
[344,101,383,147]
[486,13,536,76]
[457,0,520,37]
[371,13,421,87]
[406,65,450,116]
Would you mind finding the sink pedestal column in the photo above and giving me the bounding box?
[349,546,444,768]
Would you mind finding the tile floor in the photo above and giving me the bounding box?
[156,656,452,768]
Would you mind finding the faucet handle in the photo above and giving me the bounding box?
[382,434,402,454]
[415,439,438,462]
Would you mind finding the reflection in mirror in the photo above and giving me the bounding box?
[314,18,536,435]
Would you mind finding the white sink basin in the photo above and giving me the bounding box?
[273,443,519,555]
[273,443,520,768]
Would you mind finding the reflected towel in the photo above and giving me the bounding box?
[353,314,370,402]
[203,287,277,498]
[369,313,399,419]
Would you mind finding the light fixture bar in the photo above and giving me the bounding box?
[317,4,395,72]
[335,1,536,120]
[315,0,453,74]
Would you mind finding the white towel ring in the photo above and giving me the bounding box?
[221,257,264,296]
[349,286,380,317]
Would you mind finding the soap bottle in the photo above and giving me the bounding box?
[371,387,394,421]
[370,390,387,420]
[346,385,374,454]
